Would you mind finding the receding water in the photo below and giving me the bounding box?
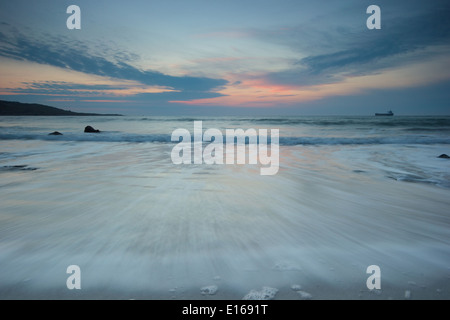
[0,116,449,299]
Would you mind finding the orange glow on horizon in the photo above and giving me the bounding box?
[170,53,450,108]
[0,57,176,98]
[2,47,450,109]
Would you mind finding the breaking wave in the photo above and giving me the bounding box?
[0,132,449,145]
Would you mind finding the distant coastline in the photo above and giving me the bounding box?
[0,100,122,116]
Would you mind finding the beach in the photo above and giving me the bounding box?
[1,115,450,299]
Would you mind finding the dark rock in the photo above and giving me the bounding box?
[84,126,100,133]
[49,131,63,136]
[438,154,450,159]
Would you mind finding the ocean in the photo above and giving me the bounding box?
[0,115,450,299]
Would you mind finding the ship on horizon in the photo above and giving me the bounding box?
[375,110,394,116]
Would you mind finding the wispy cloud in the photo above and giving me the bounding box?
[0,26,228,99]
[1,80,177,98]
[264,3,450,86]
[1,0,449,114]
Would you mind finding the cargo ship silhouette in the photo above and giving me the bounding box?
[375,110,394,116]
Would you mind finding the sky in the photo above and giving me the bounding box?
[0,0,449,115]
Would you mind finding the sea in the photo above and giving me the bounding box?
[0,115,449,299]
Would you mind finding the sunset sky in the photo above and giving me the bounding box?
[0,0,449,115]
